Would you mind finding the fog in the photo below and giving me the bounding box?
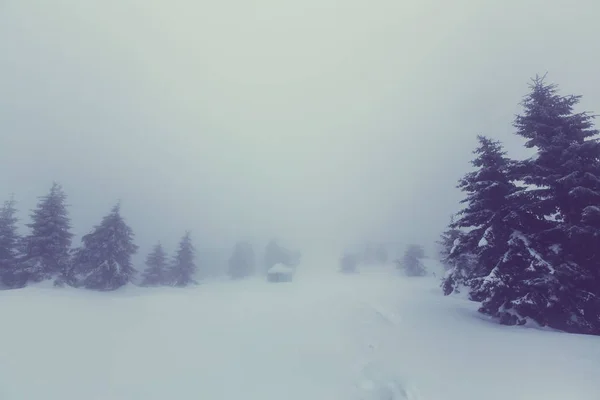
[2,0,600,262]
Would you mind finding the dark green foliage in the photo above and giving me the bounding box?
[444,75,600,335]
[73,203,138,290]
[442,136,521,298]
[481,76,600,334]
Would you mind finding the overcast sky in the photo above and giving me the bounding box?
[1,0,600,260]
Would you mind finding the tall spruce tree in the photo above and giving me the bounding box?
[442,136,520,298]
[0,196,20,288]
[18,183,73,286]
[170,232,196,286]
[73,203,138,290]
[140,243,168,286]
[477,76,600,334]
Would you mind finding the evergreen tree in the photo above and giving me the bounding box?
[73,203,138,290]
[18,183,73,286]
[228,241,255,279]
[340,253,359,273]
[170,231,196,287]
[0,196,20,288]
[442,136,521,298]
[478,76,600,334]
[437,215,462,265]
[398,244,426,276]
[140,243,168,286]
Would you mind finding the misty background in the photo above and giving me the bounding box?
[1,0,599,265]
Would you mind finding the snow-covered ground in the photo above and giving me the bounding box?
[0,260,599,400]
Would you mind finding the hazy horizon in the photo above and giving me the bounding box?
[2,0,600,262]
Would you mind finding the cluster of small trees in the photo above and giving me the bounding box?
[0,183,198,291]
[440,75,600,335]
[139,232,197,288]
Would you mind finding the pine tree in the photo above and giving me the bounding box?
[478,76,600,334]
[140,243,168,286]
[437,215,462,265]
[18,183,73,285]
[398,244,426,276]
[228,241,255,279]
[170,231,196,287]
[73,203,138,290]
[442,136,521,298]
[0,195,20,288]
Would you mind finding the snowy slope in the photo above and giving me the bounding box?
[0,263,599,400]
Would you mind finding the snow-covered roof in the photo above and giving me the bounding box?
[268,263,295,274]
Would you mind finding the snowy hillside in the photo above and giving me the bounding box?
[0,262,599,400]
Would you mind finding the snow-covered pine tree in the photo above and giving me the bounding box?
[73,203,138,290]
[441,136,520,298]
[437,215,463,270]
[140,243,168,286]
[398,244,426,276]
[18,183,73,286]
[478,76,600,334]
[228,241,255,279]
[170,231,196,286]
[0,195,20,288]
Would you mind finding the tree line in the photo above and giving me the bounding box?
[0,185,275,291]
[439,75,600,335]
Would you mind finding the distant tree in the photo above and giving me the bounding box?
[0,195,20,288]
[375,245,388,264]
[140,243,168,286]
[263,239,286,272]
[73,203,138,290]
[363,244,377,265]
[170,231,196,286]
[228,241,255,279]
[398,244,426,276]
[340,253,359,273]
[17,183,73,286]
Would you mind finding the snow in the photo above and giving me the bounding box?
[512,230,556,274]
[1,263,599,400]
[478,226,492,247]
[267,263,295,274]
[450,237,460,255]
